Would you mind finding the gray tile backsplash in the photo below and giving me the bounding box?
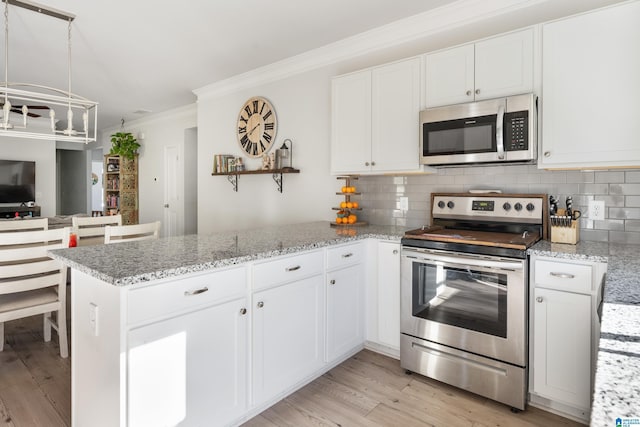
[356,165,640,243]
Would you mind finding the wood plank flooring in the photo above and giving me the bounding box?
[1,304,584,427]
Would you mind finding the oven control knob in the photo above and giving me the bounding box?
[503,202,511,211]
[437,201,445,209]
[526,203,535,212]
[447,201,455,209]
[514,202,523,211]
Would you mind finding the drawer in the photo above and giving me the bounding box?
[327,242,364,270]
[128,266,246,325]
[253,250,323,290]
[534,259,592,294]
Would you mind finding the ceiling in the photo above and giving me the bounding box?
[0,0,624,133]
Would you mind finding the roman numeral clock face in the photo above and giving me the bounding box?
[236,96,277,158]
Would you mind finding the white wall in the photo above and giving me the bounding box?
[0,138,56,217]
[100,104,197,232]
[197,68,340,234]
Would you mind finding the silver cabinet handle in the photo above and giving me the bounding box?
[466,90,472,96]
[329,279,336,285]
[365,162,370,166]
[544,151,551,158]
[257,301,264,308]
[475,89,480,95]
[536,297,543,303]
[285,265,301,272]
[184,287,208,296]
[164,204,169,208]
[371,161,376,166]
[341,253,353,258]
[239,308,247,315]
[550,272,575,279]
[393,249,398,255]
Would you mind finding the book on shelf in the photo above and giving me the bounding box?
[214,154,238,173]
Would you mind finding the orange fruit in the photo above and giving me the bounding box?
[340,201,347,209]
[352,201,359,209]
[341,186,348,193]
[335,217,341,224]
[350,186,356,193]
[346,202,353,209]
[348,214,357,224]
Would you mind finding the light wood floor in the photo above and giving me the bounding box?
[1,311,584,427]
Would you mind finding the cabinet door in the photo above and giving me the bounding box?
[371,57,421,173]
[475,28,533,100]
[425,44,474,107]
[252,275,325,406]
[540,2,640,168]
[331,71,372,174]
[532,287,591,409]
[327,264,364,362]
[127,298,248,427]
[376,241,401,350]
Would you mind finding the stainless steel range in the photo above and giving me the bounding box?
[400,192,548,410]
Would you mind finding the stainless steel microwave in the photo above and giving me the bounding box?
[419,93,537,166]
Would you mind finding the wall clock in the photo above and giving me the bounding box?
[236,96,277,158]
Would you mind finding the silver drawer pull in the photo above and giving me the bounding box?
[184,287,208,296]
[257,301,264,308]
[329,279,336,285]
[536,297,543,303]
[239,308,247,315]
[286,265,301,272]
[550,272,575,279]
[341,253,353,258]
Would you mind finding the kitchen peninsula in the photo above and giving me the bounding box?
[50,222,404,426]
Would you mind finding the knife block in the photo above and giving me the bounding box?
[550,209,580,244]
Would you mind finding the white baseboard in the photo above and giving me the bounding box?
[364,340,400,360]
[528,393,590,425]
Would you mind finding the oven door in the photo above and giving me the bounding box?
[401,247,527,367]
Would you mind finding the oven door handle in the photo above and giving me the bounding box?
[404,252,523,271]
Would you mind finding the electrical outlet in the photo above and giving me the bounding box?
[589,200,605,221]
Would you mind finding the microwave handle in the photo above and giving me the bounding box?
[496,105,505,159]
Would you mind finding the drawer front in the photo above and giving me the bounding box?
[253,250,324,290]
[326,242,364,270]
[534,259,592,294]
[128,266,246,325]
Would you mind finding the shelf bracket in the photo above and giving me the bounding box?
[227,174,238,192]
[272,173,283,193]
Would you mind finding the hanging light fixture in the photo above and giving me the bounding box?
[0,0,97,143]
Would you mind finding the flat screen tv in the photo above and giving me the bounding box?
[0,160,36,203]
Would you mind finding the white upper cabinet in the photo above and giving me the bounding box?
[331,57,421,175]
[426,28,534,107]
[540,1,640,168]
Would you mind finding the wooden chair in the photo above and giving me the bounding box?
[0,227,70,357]
[104,221,161,244]
[0,218,48,232]
[72,214,121,246]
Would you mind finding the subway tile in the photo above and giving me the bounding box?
[517,173,541,184]
[444,168,465,176]
[609,184,640,195]
[595,171,624,183]
[625,171,640,183]
[580,229,610,243]
[626,196,640,207]
[555,184,581,195]
[566,171,595,183]
[579,183,609,195]
[539,172,567,184]
[592,219,625,231]
[609,231,640,245]
[598,195,625,207]
[609,207,640,220]
[625,220,640,232]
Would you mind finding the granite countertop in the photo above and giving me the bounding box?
[529,241,640,425]
[49,221,405,286]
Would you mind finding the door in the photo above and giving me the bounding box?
[164,145,181,237]
[127,298,248,426]
[252,275,325,406]
[327,264,364,362]
[425,44,474,107]
[532,287,591,408]
[371,57,421,172]
[331,71,372,174]
[377,242,400,350]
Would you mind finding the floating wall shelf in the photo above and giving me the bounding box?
[211,168,300,193]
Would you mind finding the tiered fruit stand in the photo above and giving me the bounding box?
[331,176,367,227]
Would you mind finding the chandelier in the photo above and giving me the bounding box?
[0,0,97,143]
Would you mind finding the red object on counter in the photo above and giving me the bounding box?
[69,233,77,247]
[14,212,19,217]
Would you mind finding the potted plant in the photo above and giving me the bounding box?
[110,132,140,160]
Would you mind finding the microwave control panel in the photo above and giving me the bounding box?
[504,111,529,151]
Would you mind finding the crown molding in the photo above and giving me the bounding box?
[100,103,197,136]
[194,0,549,99]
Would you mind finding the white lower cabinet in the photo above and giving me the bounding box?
[327,264,364,363]
[529,255,606,422]
[252,274,325,406]
[127,297,248,427]
[376,241,401,350]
